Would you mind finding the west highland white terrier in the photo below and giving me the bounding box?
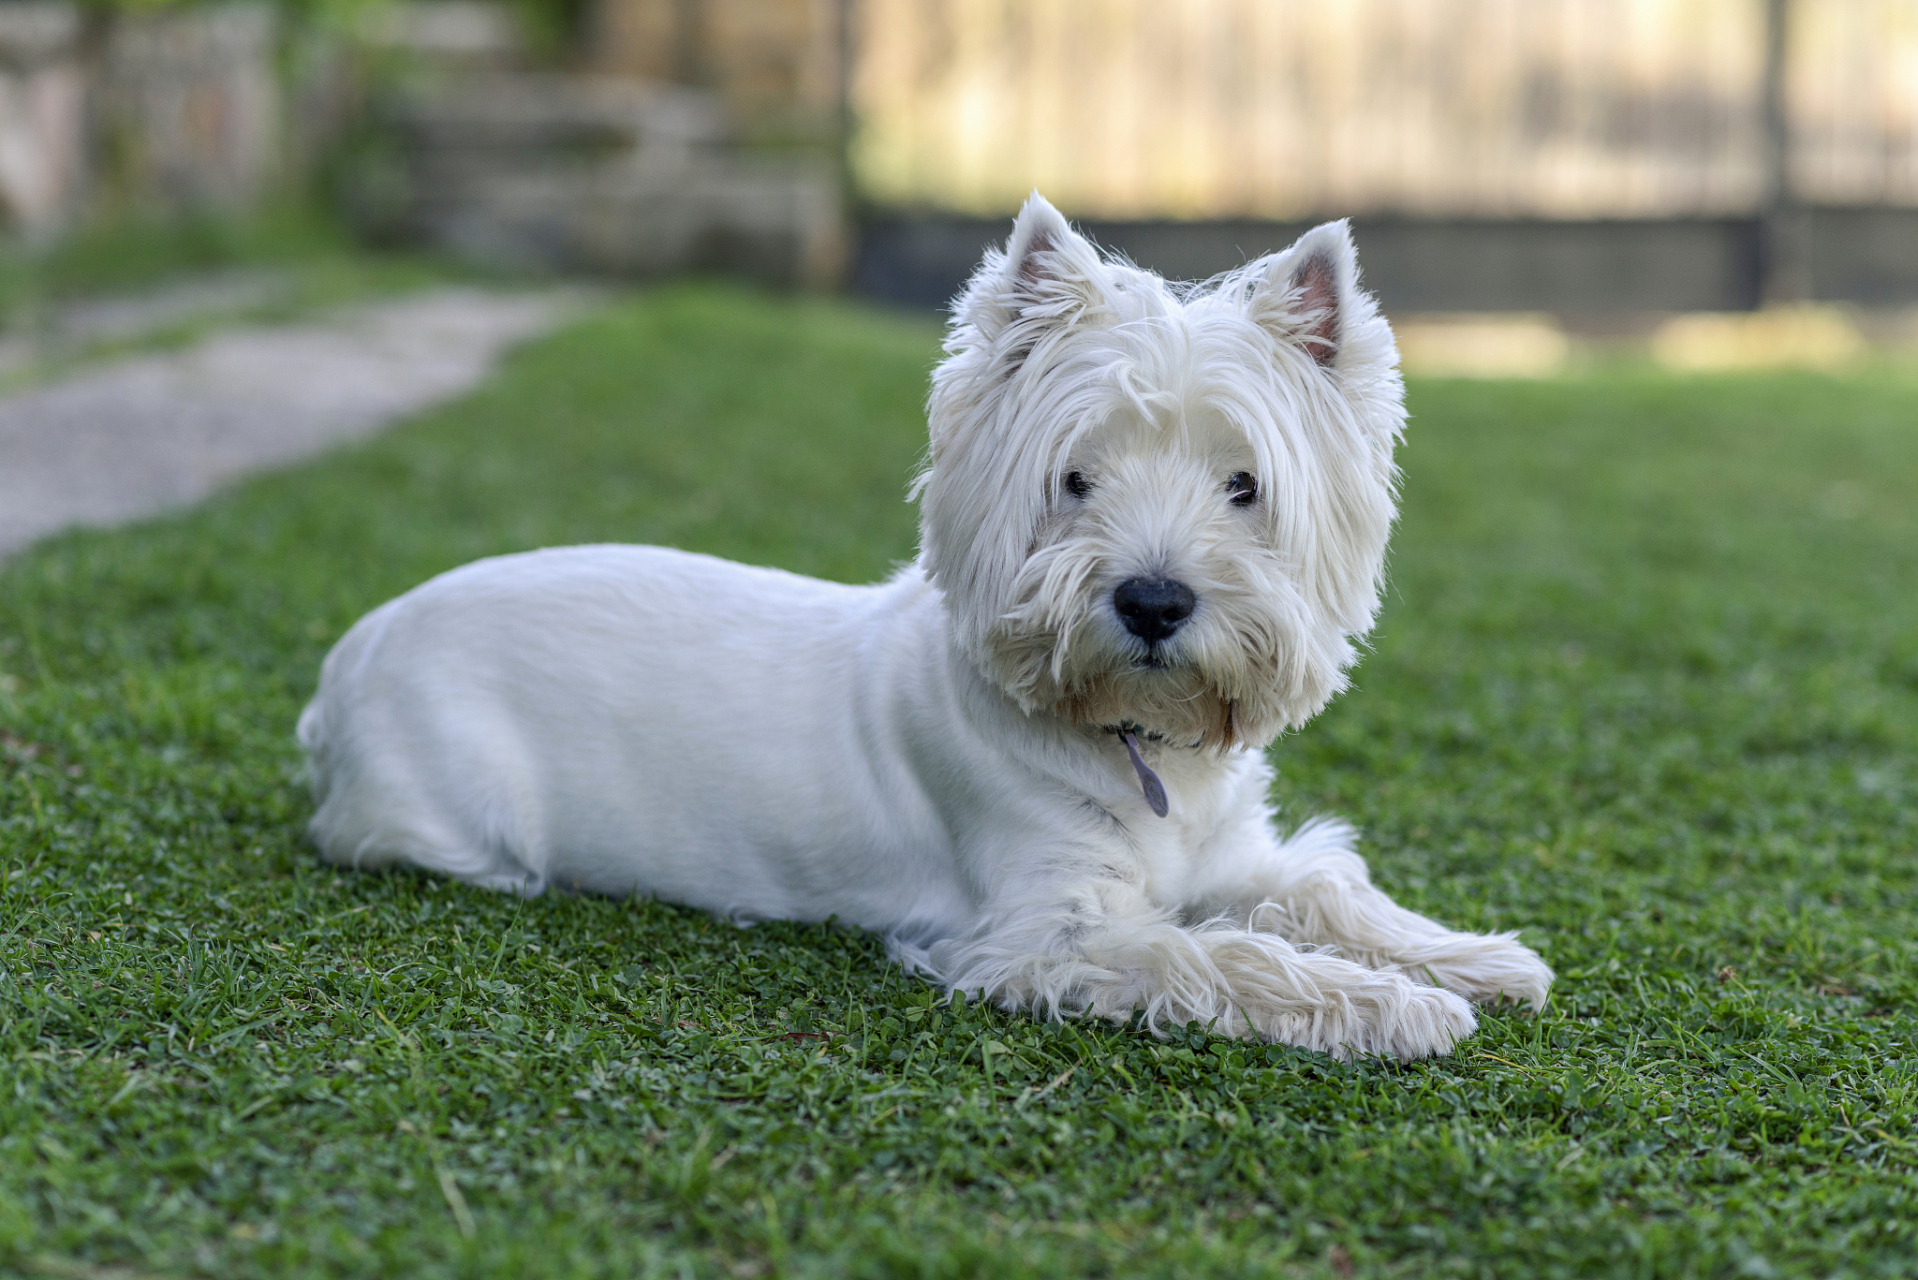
[299,194,1551,1059]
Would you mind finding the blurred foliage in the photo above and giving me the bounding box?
[72,0,594,51]
[0,205,349,314]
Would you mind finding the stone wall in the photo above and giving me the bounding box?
[95,4,282,216]
[0,2,282,238]
[337,1,846,285]
[589,0,843,148]
[358,70,845,286]
[0,1,846,287]
[0,4,86,237]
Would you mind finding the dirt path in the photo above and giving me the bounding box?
[0,286,585,558]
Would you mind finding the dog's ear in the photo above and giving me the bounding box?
[1248,220,1362,371]
[954,192,1112,356]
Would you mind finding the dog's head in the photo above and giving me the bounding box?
[919,194,1407,750]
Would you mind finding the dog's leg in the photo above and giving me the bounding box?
[912,878,1478,1060]
[1184,818,1554,1010]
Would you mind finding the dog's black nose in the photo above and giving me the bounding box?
[1113,578,1196,644]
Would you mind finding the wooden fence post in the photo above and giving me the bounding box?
[1758,0,1811,304]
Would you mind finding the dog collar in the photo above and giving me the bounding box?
[1117,729,1169,818]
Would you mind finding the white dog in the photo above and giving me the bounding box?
[299,194,1551,1059]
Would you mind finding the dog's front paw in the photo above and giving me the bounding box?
[1402,934,1554,1011]
[1364,981,1477,1061]
[1249,974,1477,1061]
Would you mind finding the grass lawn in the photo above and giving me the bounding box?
[1,286,1915,1279]
[0,208,464,390]
[0,207,448,318]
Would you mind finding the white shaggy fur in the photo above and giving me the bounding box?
[298,194,1551,1060]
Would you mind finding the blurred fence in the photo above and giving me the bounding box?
[851,0,1918,219]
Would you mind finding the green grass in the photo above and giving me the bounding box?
[0,206,398,311]
[0,206,463,386]
[2,286,1915,1279]
[0,207,329,306]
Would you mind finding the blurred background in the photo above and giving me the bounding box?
[1,0,1915,372]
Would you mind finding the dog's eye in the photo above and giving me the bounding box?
[1225,472,1258,506]
[1063,471,1091,499]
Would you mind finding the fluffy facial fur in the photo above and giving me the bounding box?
[923,199,1403,748]
[297,194,1552,1060]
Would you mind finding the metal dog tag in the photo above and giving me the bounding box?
[1120,730,1169,818]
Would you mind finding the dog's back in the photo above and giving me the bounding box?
[299,544,971,924]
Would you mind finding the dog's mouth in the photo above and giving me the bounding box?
[1129,644,1178,671]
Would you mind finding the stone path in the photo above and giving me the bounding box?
[0,268,297,377]
[0,286,585,558]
